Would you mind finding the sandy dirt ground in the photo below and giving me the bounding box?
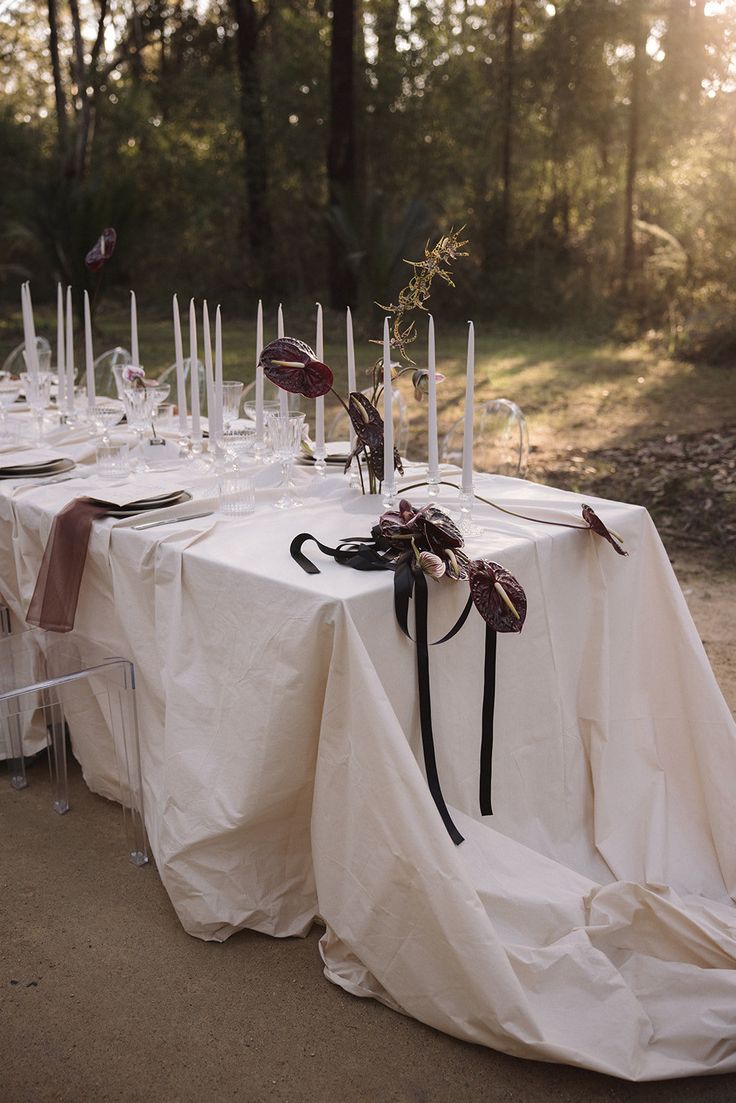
[1,559,734,1103]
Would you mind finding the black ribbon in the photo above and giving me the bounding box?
[290,533,499,844]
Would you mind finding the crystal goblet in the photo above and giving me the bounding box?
[265,411,306,509]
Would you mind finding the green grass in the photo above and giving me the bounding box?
[2,303,731,472]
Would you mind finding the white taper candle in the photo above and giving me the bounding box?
[346,306,356,451]
[173,294,187,433]
[65,287,74,407]
[383,317,394,491]
[22,284,40,380]
[130,290,140,366]
[462,321,475,495]
[277,303,287,416]
[56,283,66,411]
[202,300,215,431]
[84,289,95,409]
[255,299,264,442]
[427,315,439,482]
[189,298,201,440]
[315,302,324,451]
[214,305,223,440]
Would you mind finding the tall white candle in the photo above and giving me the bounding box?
[315,302,324,451]
[65,287,75,407]
[214,305,223,440]
[427,315,439,483]
[202,300,215,431]
[255,299,264,442]
[20,284,31,370]
[383,317,394,490]
[277,303,287,416]
[189,298,201,440]
[462,321,475,495]
[130,290,140,366]
[84,289,95,409]
[56,283,66,411]
[172,294,187,433]
[346,306,356,451]
[22,283,40,380]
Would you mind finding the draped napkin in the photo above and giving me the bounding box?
[26,497,111,632]
[26,478,184,631]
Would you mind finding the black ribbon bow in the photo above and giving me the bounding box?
[290,533,500,845]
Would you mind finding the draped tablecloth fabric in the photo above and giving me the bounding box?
[2,468,735,1081]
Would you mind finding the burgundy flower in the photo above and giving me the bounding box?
[468,560,527,632]
[259,337,333,399]
[445,547,470,581]
[419,505,464,557]
[582,505,628,556]
[85,228,117,272]
[348,392,403,482]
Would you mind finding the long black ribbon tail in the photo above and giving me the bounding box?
[479,626,497,816]
[414,570,464,845]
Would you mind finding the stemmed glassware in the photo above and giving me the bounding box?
[221,381,244,431]
[122,381,170,456]
[266,411,306,509]
[19,372,52,445]
[0,375,22,441]
[88,401,125,445]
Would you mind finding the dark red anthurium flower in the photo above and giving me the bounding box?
[347,392,403,481]
[582,504,628,556]
[259,337,333,398]
[85,228,117,272]
[468,560,527,632]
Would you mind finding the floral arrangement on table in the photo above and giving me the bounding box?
[259,229,468,493]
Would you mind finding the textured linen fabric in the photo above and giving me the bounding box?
[1,467,735,1079]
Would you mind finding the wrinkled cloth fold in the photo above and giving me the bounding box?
[26,497,110,632]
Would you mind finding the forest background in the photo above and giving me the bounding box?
[1,0,735,360]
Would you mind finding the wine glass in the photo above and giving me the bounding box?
[221,381,244,431]
[0,375,22,441]
[265,411,306,509]
[89,401,125,446]
[19,371,52,445]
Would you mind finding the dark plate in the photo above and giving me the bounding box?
[103,490,192,518]
[0,457,76,479]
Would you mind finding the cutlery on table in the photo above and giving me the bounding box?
[131,511,214,531]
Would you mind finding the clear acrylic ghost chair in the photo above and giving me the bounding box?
[2,336,51,378]
[441,399,529,478]
[327,388,410,454]
[0,628,148,867]
[157,357,206,393]
[95,346,132,399]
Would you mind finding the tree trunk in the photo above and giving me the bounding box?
[328,0,357,308]
[622,2,646,290]
[230,0,274,289]
[499,0,516,254]
[47,0,68,170]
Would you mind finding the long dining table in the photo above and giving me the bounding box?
[2,433,736,1082]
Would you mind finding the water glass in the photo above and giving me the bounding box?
[217,471,256,516]
[19,371,52,444]
[96,439,130,481]
[0,377,22,439]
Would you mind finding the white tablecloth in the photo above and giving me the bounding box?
[2,455,735,1081]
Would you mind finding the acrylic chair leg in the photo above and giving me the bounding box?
[6,706,28,791]
[117,666,148,867]
[46,695,69,815]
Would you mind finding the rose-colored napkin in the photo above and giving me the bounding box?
[26,497,111,632]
